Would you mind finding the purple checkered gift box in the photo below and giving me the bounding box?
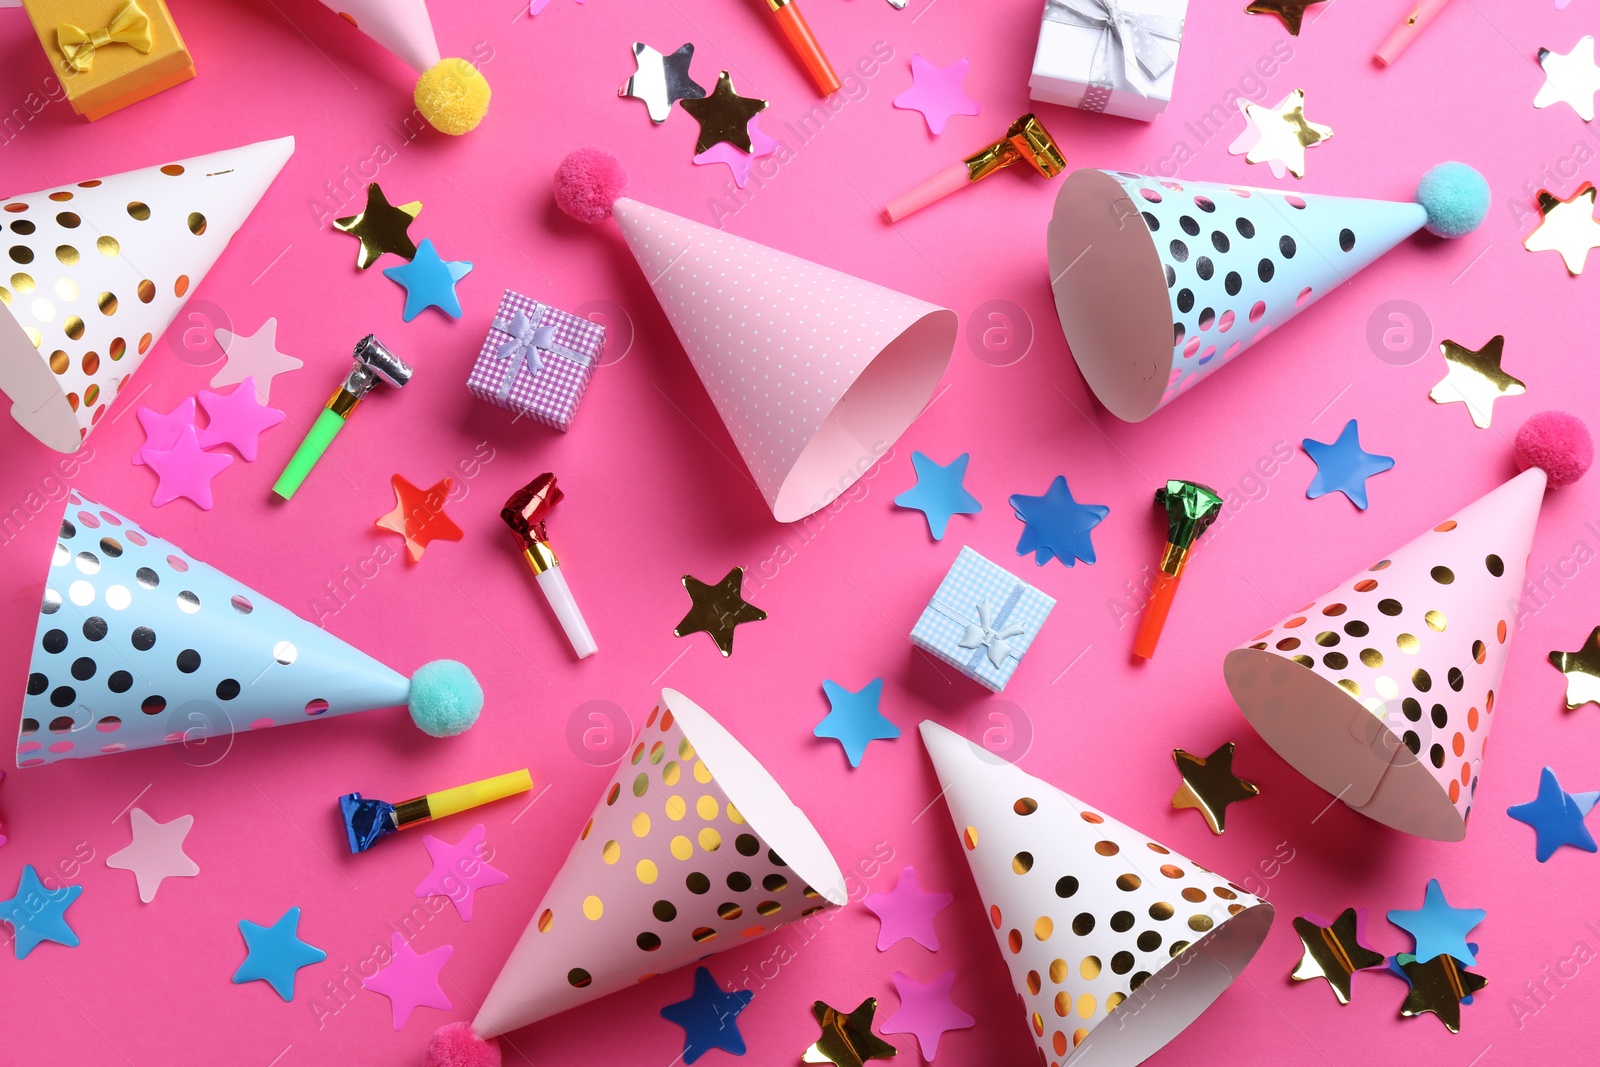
[466,289,606,431]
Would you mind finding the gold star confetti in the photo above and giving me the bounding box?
[1291,910,1386,1005]
[1244,0,1324,35]
[679,70,768,154]
[1533,36,1600,122]
[1429,336,1525,429]
[1171,741,1260,834]
[1524,183,1600,275]
[1227,89,1332,180]
[1550,626,1600,710]
[333,183,422,269]
[1397,954,1487,1033]
[674,566,768,657]
[802,998,898,1067]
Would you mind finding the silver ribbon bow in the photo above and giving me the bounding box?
[1043,0,1183,97]
[491,306,591,401]
[957,600,1027,668]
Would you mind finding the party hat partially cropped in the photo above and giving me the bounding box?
[1224,413,1592,840]
[1047,163,1488,421]
[17,493,481,767]
[920,721,1273,1067]
[0,136,294,453]
[314,0,489,134]
[555,149,957,523]
[458,690,845,1050]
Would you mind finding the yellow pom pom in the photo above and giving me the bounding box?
[415,57,490,135]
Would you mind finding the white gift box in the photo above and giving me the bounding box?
[1028,0,1186,121]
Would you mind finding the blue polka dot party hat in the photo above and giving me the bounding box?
[16,493,483,768]
[1046,163,1489,421]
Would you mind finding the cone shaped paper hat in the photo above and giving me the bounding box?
[1047,167,1481,421]
[17,493,417,768]
[920,721,1273,1067]
[609,197,956,521]
[472,689,846,1039]
[317,0,441,73]
[0,137,294,453]
[1224,468,1547,841]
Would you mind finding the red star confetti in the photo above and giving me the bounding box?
[376,475,464,563]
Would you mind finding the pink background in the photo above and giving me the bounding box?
[1,0,1598,1065]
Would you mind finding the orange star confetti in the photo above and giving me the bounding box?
[376,475,464,563]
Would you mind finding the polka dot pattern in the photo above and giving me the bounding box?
[18,493,409,766]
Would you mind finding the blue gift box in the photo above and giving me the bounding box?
[910,546,1056,692]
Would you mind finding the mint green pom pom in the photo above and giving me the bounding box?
[1416,162,1489,238]
[408,660,483,737]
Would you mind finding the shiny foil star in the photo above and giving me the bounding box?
[1534,36,1600,121]
[333,183,422,269]
[619,42,706,123]
[1397,953,1487,1033]
[1291,909,1386,1004]
[1429,336,1525,429]
[679,71,769,153]
[1244,0,1325,34]
[1524,183,1600,274]
[376,475,464,563]
[1227,89,1332,179]
[674,567,767,656]
[1171,741,1260,834]
[803,998,898,1067]
[1550,626,1600,709]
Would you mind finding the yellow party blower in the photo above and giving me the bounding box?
[340,769,532,853]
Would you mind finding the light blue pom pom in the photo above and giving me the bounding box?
[1416,162,1489,238]
[408,660,483,737]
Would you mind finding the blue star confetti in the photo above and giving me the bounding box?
[1009,475,1109,566]
[0,864,82,959]
[1507,766,1599,862]
[815,678,900,768]
[894,451,981,540]
[232,905,327,1001]
[382,238,473,321]
[1302,419,1394,510]
[660,966,754,1063]
[1387,879,1484,966]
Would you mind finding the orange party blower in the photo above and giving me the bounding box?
[1133,480,1223,660]
[761,0,840,96]
[884,114,1066,222]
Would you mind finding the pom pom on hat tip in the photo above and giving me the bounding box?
[1516,411,1593,489]
[408,660,484,737]
[555,148,629,223]
[1415,162,1489,238]
[415,58,491,135]
[425,1022,501,1067]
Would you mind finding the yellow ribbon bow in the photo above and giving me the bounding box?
[57,1,154,73]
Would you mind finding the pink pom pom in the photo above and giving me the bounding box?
[555,148,628,223]
[1515,411,1593,488]
[425,1023,501,1067]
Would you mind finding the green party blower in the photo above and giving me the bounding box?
[273,334,413,499]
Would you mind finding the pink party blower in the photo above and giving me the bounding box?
[1374,0,1455,65]
[884,114,1066,222]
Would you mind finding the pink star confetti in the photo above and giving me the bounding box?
[144,425,233,510]
[105,807,199,903]
[893,55,980,135]
[693,116,782,189]
[364,932,453,1029]
[883,970,975,1060]
[863,865,953,951]
[211,318,303,402]
[414,823,509,921]
[132,397,196,467]
[196,377,286,462]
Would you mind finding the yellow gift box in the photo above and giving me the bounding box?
[21,0,195,121]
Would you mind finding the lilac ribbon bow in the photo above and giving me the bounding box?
[491,306,591,400]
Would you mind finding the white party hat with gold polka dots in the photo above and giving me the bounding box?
[919,720,1274,1067]
[0,136,294,453]
[1226,412,1592,841]
[426,689,846,1064]
[17,493,484,767]
[554,148,957,523]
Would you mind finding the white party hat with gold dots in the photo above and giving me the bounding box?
[0,136,294,452]
[920,720,1274,1067]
